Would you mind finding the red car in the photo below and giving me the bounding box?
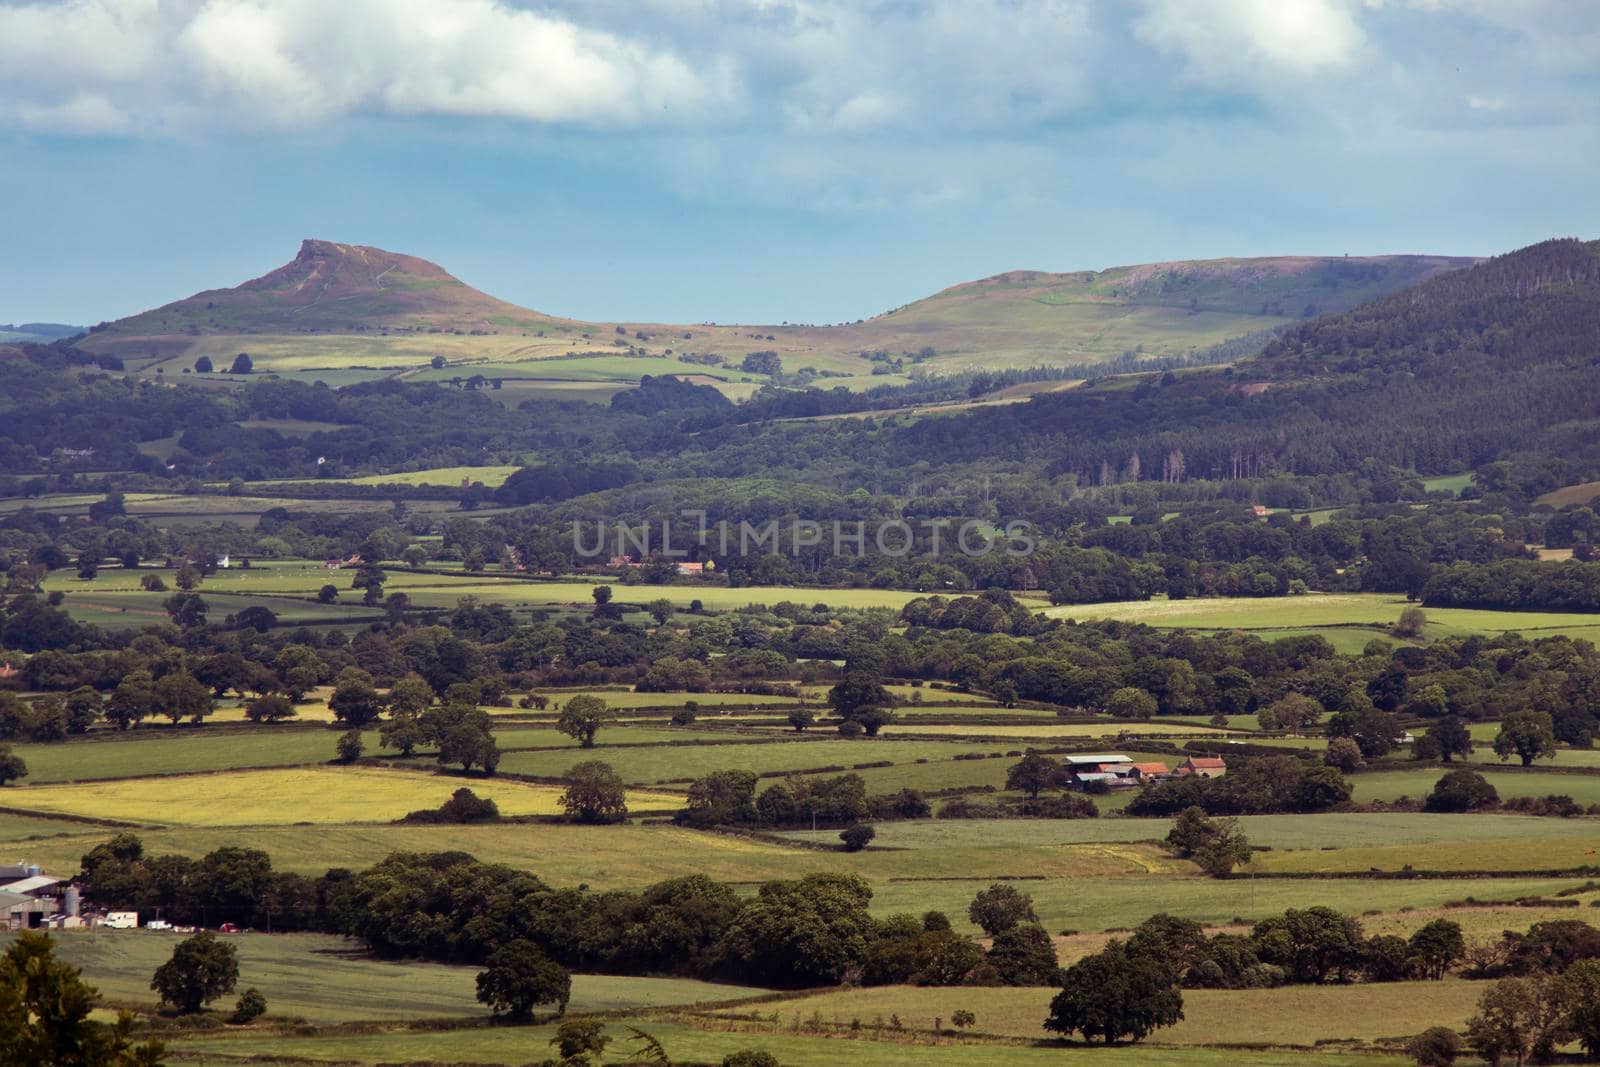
[218,923,240,933]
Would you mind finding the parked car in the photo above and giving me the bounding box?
[145,920,172,931]
[218,922,240,933]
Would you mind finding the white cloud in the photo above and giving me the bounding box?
[1133,0,1367,81]
[0,0,722,133]
[0,0,1594,159]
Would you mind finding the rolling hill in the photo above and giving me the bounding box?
[77,240,1478,397]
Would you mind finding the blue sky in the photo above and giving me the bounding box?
[2,0,1597,326]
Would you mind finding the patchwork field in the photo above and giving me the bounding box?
[1060,591,1600,641]
[6,766,686,825]
[748,979,1484,1046]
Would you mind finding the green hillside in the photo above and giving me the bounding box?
[76,240,1477,393]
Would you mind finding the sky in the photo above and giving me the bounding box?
[2,0,1598,327]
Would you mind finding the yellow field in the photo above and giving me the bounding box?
[748,978,1483,1046]
[8,767,684,826]
[874,722,1237,738]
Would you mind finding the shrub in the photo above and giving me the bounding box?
[840,824,876,852]
[722,1052,780,1067]
[1424,769,1499,813]
[229,988,267,1025]
[334,730,364,764]
[1406,1026,1461,1066]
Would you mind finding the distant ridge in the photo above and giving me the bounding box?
[77,240,1484,381]
[95,239,562,336]
[892,254,1483,322]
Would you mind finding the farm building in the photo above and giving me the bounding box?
[1062,754,1138,789]
[1128,761,1173,781]
[0,863,65,929]
[1177,756,1227,778]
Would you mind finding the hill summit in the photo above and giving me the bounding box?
[98,239,558,336]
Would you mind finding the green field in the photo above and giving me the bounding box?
[42,561,968,619]
[1057,592,1600,645]
[4,930,769,1024]
[1349,767,1600,806]
[495,737,1006,784]
[9,727,376,783]
[175,1020,1398,1067]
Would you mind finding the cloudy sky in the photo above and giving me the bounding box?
[2,0,1598,325]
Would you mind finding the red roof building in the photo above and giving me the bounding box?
[1178,756,1227,778]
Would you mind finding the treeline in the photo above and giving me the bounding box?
[78,839,1064,990]
[1424,559,1600,612]
[8,556,1600,757]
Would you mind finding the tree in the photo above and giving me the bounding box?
[592,584,613,607]
[155,671,213,725]
[968,884,1037,936]
[787,707,815,732]
[162,592,207,629]
[1045,941,1183,1044]
[551,1019,609,1059]
[438,723,499,772]
[647,598,675,625]
[561,761,628,824]
[558,694,610,747]
[1406,1027,1462,1067]
[105,673,156,730]
[232,606,277,633]
[1465,976,1569,1067]
[1326,705,1402,758]
[229,988,267,1025]
[1425,769,1499,813]
[1324,736,1364,773]
[1192,820,1252,877]
[317,584,338,603]
[1494,711,1557,767]
[329,668,385,727]
[1427,716,1474,764]
[828,671,892,721]
[714,872,878,987]
[387,674,434,715]
[1409,919,1466,980]
[379,711,425,756]
[0,746,26,786]
[244,694,296,724]
[1164,807,1251,875]
[0,931,165,1066]
[988,923,1062,985]
[1006,750,1064,799]
[839,824,875,852]
[1393,606,1428,638]
[1251,907,1365,984]
[1106,687,1158,720]
[474,939,571,1020]
[65,686,103,733]
[151,932,239,1013]
[1263,693,1323,732]
[194,355,213,373]
[1558,958,1600,1058]
[335,730,364,764]
[229,353,252,374]
[951,1009,976,1032]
